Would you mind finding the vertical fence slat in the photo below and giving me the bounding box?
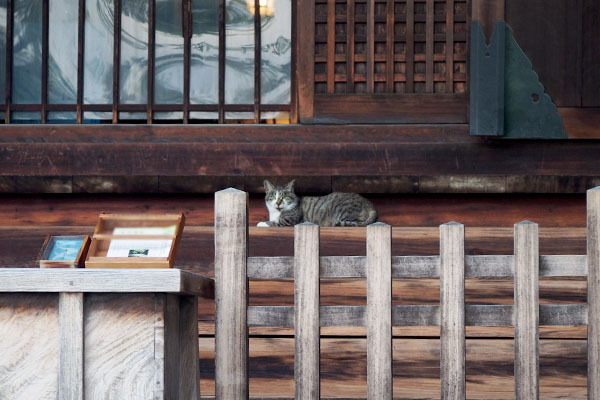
[294,222,320,400]
[215,188,248,399]
[367,223,392,399]
[440,222,465,400]
[588,187,600,398]
[58,292,84,400]
[514,221,539,400]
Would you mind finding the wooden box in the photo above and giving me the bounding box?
[85,213,185,269]
[39,235,91,268]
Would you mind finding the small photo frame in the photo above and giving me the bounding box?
[38,235,91,268]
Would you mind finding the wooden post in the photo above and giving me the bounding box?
[472,0,505,41]
[588,187,600,399]
[215,188,248,399]
[514,221,539,400]
[58,292,84,400]
[367,223,392,399]
[294,222,320,399]
[440,222,465,400]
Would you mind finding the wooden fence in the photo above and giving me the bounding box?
[213,187,600,399]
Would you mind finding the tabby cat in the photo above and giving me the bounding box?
[257,180,378,227]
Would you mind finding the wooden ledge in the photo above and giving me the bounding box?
[0,268,214,297]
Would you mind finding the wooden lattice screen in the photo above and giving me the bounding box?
[298,0,470,124]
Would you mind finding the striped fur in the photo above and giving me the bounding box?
[258,180,377,227]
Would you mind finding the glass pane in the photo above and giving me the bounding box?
[120,0,148,104]
[261,0,291,104]
[154,111,183,120]
[12,0,42,104]
[48,0,78,103]
[48,111,77,122]
[83,111,111,120]
[155,0,183,104]
[190,0,218,105]
[119,111,146,119]
[11,111,40,121]
[0,0,6,103]
[189,111,217,120]
[84,0,113,104]
[225,0,253,104]
[225,111,253,120]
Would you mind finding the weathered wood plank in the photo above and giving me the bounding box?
[0,269,213,297]
[179,295,200,399]
[588,187,600,398]
[84,294,160,399]
[514,221,539,399]
[294,223,320,399]
[440,222,465,399]
[58,292,84,400]
[214,188,248,399]
[246,304,588,328]
[0,294,59,399]
[248,255,588,279]
[367,223,392,399]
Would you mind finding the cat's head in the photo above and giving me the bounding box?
[263,180,299,212]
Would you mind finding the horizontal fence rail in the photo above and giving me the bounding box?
[214,186,600,400]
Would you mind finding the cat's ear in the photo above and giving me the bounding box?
[284,179,295,192]
[264,180,274,193]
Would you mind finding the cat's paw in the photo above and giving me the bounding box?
[257,222,269,227]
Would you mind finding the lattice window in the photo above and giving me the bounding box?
[313,0,468,96]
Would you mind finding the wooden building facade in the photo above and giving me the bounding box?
[1,0,600,397]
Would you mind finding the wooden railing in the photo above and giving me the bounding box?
[214,186,600,399]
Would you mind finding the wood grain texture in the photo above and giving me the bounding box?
[506,0,582,107]
[440,222,465,399]
[296,0,314,121]
[84,294,160,399]
[588,187,600,398]
[366,223,392,399]
[0,268,213,297]
[179,295,200,400]
[198,337,588,398]
[59,292,84,400]
[214,188,248,399]
[164,294,180,400]
[472,0,505,40]
[0,294,59,399]
[514,221,539,399]
[294,223,320,399]
[583,0,600,107]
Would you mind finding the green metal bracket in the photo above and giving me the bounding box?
[469,21,567,139]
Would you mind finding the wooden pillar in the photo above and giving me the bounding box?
[588,187,600,398]
[214,188,249,399]
[367,223,392,399]
[472,0,505,41]
[440,222,465,400]
[514,221,539,400]
[294,222,320,399]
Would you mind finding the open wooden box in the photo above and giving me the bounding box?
[38,235,91,268]
[85,213,185,269]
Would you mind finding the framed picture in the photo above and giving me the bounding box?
[38,235,91,268]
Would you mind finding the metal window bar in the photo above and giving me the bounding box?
[0,0,290,124]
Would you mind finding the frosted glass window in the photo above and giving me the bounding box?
[190,0,218,105]
[155,0,183,104]
[261,0,291,104]
[48,0,78,103]
[119,0,148,105]
[0,0,6,103]
[225,0,253,104]
[12,0,42,104]
[84,0,113,105]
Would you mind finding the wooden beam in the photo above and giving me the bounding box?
[294,223,320,399]
[440,222,465,399]
[514,221,540,399]
[588,187,600,398]
[472,0,505,41]
[58,292,84,400]
[214,188,248,399]
[366,223,392,398]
